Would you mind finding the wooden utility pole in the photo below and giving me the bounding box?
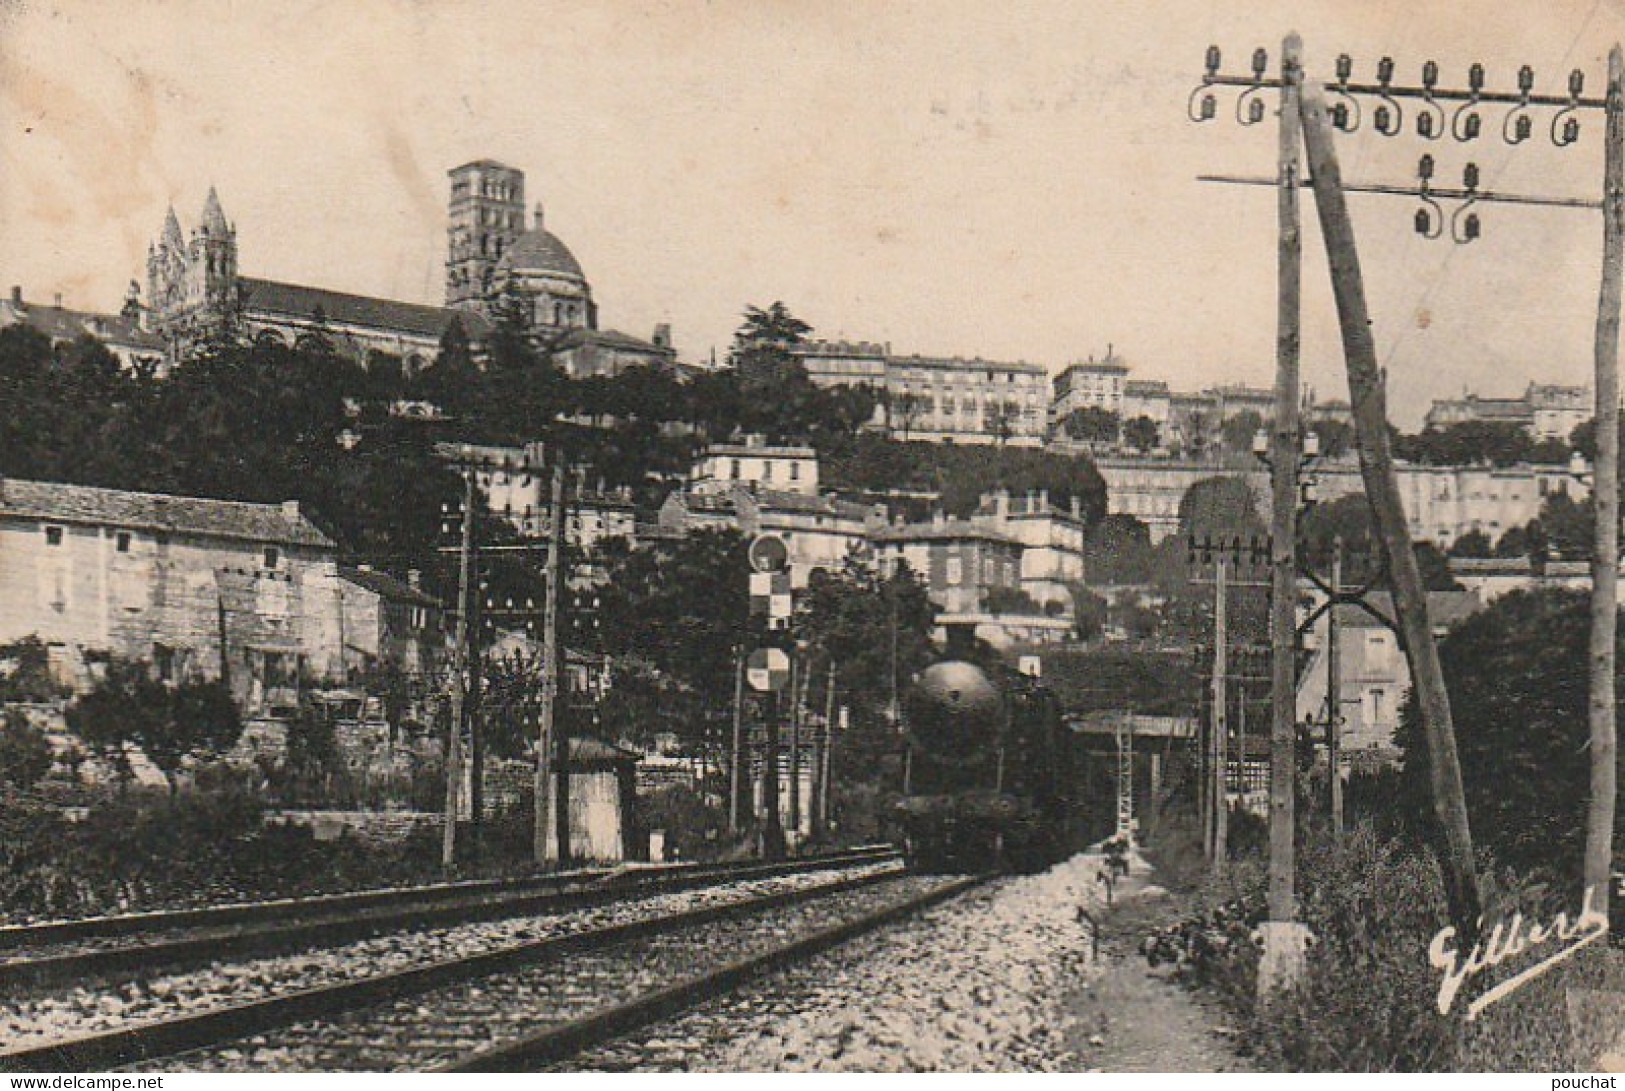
[1211,556,1229,862]
[1586,44,1623,925]
[815,662,836,838]
[729,653,745,832]
[1258,32,1309,997]
[443,467,475,871]
[788,656,803,841]
[1326,538,1344,838]
[534,460,570,866]
[759,687,786,860]
[1300,81,1483,935]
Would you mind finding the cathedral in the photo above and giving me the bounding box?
[137,160,677,377]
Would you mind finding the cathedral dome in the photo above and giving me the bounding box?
[498,226,585,281]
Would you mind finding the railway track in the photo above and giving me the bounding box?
[0,845,897,992]
[0,868,983,1073]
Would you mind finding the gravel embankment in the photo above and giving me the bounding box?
[0,863,899,1053]
[565,852,1110,1072]
[131,874,949,1072]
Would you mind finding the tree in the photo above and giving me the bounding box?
[0,637,63,702]
[1084,514,1155,585]
[881,390,924,440]
[1447,529,1492,558]
[1219,409,1265,455]
[795,558,938,794]
[0,712,53,791]
[987,400,1022,446]
[1308,418,1353,459]
[595,529,752,752]
[1123,415,1160,453]
[1061,406,1121,445]
[65,663,242,796]
[732,302,812,393]
[983,585,1043,615]
[1069,586,1109,641]
[734,302,812,353]
[1395,589,1606,885]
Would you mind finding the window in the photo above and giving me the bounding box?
[116,531,131,553]
[263,547,280,570]
[44,525,63,546]
[946,557,964,585]
[1369,688,1387,722]
[790,463,801,481]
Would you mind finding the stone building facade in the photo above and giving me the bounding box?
[0,478,343,711]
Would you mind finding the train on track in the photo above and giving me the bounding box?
[895,658,1080,873]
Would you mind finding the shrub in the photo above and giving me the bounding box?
[0,711,54,790]
[1171,823,1611,1071]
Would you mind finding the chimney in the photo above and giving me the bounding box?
[52,292,62,308]
[9,286,19,306]
[356,563,372,573]
[653,322,672,349]
[407,569,422,590]
[281,500,301,519]
[1071,496,1082,520]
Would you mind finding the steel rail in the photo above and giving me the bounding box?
[0,848,899,991]
[438,874,989,1073]
[0,866,908,1073]
[0,845,895,948]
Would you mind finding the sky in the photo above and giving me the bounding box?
[2,0,1625,426]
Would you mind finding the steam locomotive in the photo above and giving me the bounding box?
[894,659,1078,873]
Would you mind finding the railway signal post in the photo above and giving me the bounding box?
[747,533,793,860]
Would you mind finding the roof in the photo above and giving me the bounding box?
[700,443,816,459]
[871,520,1021,547]
[1330,589,1483,632]
[747,488,868,521]
[1124,379,1170,396]
[339,566,439,607]
[888,354,1047,377]
[0,478,335,549]
[239,277,491,342]
[791,339,889,357]
[1059,359,1129,375]
[497,227,586,279]
[559,327,673,356]
[566,736,640,768]
[2,298,164,351]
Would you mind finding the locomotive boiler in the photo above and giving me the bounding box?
[895,659,1077,873]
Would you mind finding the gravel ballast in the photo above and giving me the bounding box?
[564,852,1110,1072]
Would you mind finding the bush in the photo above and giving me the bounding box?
[0,712,54,790]
[1169,823,1611,1071]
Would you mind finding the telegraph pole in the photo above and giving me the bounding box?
[729,653,745,832]
[535,459,570,866]
[1300,82,1483,935]
[1326,538,1344,838]
[1585,45,1623,925]
[815,661,836,839]
[443,466,475,871]
[1258,33,1310,997]
[788,655,802,841]
[1211,556,1229,862]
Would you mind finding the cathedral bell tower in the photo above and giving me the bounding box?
[445,160,526,312]
[145,186,240,353]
